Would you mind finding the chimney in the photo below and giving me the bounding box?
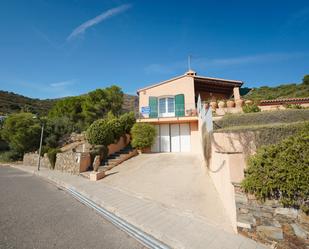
[185,69,197,76]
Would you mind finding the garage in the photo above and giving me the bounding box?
[151,123,191,152]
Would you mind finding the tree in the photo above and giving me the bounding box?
[303,75,309,85]
[48,96,85,132]
[1,113,41,154]
[82,86,124,126]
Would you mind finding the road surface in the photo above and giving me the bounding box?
[0,166,145,249]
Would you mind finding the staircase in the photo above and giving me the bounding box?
[80,145,137,179]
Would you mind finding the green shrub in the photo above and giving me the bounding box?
[107,118,124,142]
[0,150,22,162]
[242,124,309,212]
[131,123,156,149]
[242,104,261,113]
[47,148,60,169]
[285,104,304,109]
[86,119,115,146]
[215,109,309,130]
[119,112,136,134]
[1,113,41,154]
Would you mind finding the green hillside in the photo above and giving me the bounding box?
[244,75,309,100]
[0,90,138,116]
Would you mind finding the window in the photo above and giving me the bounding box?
[158,97,175,117]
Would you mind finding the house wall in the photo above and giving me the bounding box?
[196,91,228,102]
[138,76,195,114]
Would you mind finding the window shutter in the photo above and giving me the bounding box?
[175,94,185,117]
[149,97,158,118]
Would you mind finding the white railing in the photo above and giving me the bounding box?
[197,95,213,132]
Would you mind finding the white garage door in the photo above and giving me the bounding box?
[171,124,180,152]
[160,124,170,152]
[151,123,191,152]
[180,123,190,152]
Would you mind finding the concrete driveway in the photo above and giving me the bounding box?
[103,153,233,232]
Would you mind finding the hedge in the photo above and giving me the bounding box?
[242,124,309,212]
[215,121,308,149]
[214,109,309,130]
[131,123,156,149]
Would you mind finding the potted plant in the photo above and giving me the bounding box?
[235,99,244,108]
[131,123,157,154]
[210,101,218,109]
[245,100,253,105]
[226,99,235,108]
[218,100,226,109]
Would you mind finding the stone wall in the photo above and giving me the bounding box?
[23,153,51,169]
[234,184,309,248]
[54,151,91,175]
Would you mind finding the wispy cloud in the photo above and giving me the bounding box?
[50,80,75,88]
[145,52,309,75]
[67,4,131,41]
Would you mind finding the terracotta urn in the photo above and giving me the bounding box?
[226,100,235,108]
[245,100,253,105]
[218,101,226,109]
[235,99,244,108]
[210,101,218,109]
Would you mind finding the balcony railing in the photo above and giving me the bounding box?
[137,103,198,119]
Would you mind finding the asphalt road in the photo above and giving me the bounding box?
[0,166,145,249]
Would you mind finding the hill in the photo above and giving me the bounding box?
[0,90,138,115]
[244,75,309,100]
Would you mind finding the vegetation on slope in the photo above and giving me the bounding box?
[244,75,309,100]
[0,90,138,116]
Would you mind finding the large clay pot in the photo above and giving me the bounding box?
[245,100,253,105]
[218,101,226,109]
[226,100,235,108]
[235,99,244,108]
[210,101,218,109]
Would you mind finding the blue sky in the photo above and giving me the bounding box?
[0,0,308,99]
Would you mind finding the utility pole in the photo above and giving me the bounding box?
[33,115,44,171]
[37,123,44,171]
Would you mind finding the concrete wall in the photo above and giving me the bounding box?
[138,76,195,116]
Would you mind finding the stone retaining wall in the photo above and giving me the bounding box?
[23,153,51,168]
[234,184,309,248]
[55,152,91,175]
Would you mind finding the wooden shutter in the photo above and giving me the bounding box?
[149,97,158,118]
[175,94,185,117]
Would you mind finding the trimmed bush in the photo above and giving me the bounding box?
[107,118,123,142]
[215,109,309,130]
[242,124,309,212]
[242,104,261,113]
[119,112,136,134]
[86,119,115,146]
[131,123,156,149]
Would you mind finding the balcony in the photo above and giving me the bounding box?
[137,103,198,123]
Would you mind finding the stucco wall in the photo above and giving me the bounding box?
[138,76,195,115]
[108,134,130,156]
[206,131,257,232]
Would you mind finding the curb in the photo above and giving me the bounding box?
[9,165,171,249]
